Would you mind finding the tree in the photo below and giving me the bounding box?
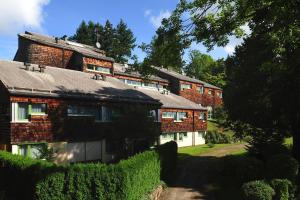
[71,20,136,63]
[185,50,225,88]
[112,19,136,63]
[141,18,190,72]
[172,0,300,159]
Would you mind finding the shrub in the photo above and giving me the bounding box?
[156,141,178,183]
[205,130,234,144]
[270,179,294,200]
[242,180,275,200]
[235,157,264,184]
[266,154,299,182]
[247,142,290,161]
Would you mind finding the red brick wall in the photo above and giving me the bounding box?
[201,88,223,108]
[160,108,207,133]
[82,57,113,76]
[15,38,74,68]
[179,81,204,104]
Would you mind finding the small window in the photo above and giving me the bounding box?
[207,107,213,119]
[181,84,191,90]
[178,133,187,141]
[208,90,213,96]
[197,86,204,94]
[87,64,111,74]
[199,112,206,120]
[18,143,46,159]
[31,103,47,115]
[17,103,29,121]
[162,112,176,118]
[149,110,159,122]
[217,92,223,98]
[175,112,187,122]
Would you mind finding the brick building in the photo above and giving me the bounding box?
[0,60,161,163]
[114,63,207,147]
[152,67,223,119]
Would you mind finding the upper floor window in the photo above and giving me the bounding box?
[217,92,223,98]
[125,79,142,87]
[162,111,187,122]
[149,109,160,122]
[207,106,213,119]
[87,64,111,74]
[181,84,191,90]
[199,112,207,120]
[196,86,204,94]
[11,102,47,122]
[208,90,213,96]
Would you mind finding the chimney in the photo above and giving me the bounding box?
[24,62,30,71]
[38,65,46,73]
[55,37,59,43]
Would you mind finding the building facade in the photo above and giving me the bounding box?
[0,60,161,163]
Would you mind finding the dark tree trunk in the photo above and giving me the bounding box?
[292,132,300,161]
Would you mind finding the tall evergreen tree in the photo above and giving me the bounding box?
[70,19,136,64]
[112,20,136,63]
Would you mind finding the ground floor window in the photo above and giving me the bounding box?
[207,106,213,119]
[198,131,205,137]
[18,143,46,159]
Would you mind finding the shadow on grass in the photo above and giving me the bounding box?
[165,153,247,200]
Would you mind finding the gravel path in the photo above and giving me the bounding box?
[160,143,245,200]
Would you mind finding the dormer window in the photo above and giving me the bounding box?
[181,84,191,90]
[87,64,111,74]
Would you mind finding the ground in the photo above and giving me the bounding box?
[160,143,246,200]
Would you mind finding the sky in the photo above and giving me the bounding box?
[0,0,239,62]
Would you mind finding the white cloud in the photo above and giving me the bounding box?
[149,10,171,28]
[224,44,235,55]
[0,0,50,35]
[144,9,152,17]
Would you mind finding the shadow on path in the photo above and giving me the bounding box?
[160,144,246,200]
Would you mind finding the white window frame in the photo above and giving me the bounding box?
[86,64,111,74]
[180,84,191,90]
[197,86,204,94]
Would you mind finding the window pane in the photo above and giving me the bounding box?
[87,65,94,70]
[102,106,112,122]
[31,104,46,114]
[19,145,28,156]
[181,84,191,90]
[30,144,44,159]
[18,103,29,120]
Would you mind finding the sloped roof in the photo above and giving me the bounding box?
[136,88,206,110]
[19,32,114,62]
[153,66,221,90]
[0,60,160,105]
[113,63,169,83]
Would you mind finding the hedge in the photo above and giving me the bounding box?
[0,141,177,200]
[242,180,275,200]
[156,141,178,183]
[270,179,294,200]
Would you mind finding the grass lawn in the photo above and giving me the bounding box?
[178,143,233,156]
[207,120,235,136]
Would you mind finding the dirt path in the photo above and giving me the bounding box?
[160,143,245,200]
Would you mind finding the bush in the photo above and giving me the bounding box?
[156,141,177,183]
[0,142,176,200]
[266,154,299,182]
[205,130,234,144]
[270,179,294,200]
[247,142,290,161]
[235,157,264,184]
[242,180,275,200]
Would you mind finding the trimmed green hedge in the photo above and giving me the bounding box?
[156,141,178,183]
[0,141,177,200]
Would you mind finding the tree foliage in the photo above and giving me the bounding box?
[71,20,136,63]
[185,50,225,88]
[171,0,300,159]
[141,18,190,72]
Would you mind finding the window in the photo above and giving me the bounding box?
[198,131,205,137]
[67,105,112,122]
[87,64,111,74]
[31,103,47,115]
[126,79,142,87]
[199,112,206,120]
[67,105,95,116]
[207,106,213,119]
[162,112,176,118]
[149,110,159,122]
[17,103,29,121]
[18,143,46,159]
[208,90,213,96]
[181,84,191,90]
[217,92,223,98]
[197,86,204,94]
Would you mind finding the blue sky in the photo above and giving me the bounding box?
[0,0,233,62]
